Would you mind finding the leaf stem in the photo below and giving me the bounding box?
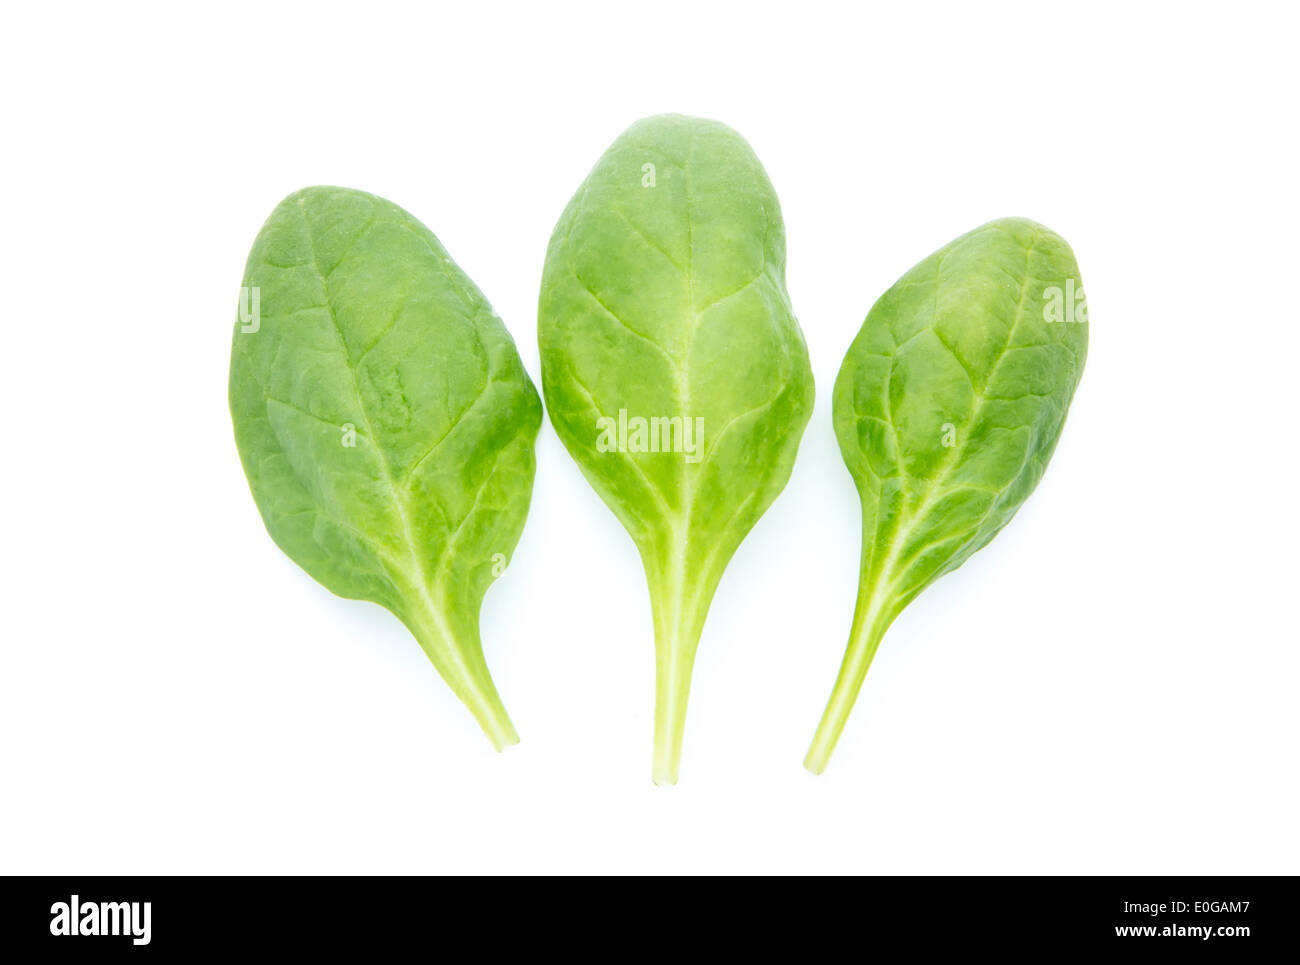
[647,546,712,786]
[456,671,519,753]
[652,640,697,786]
[804,589,894,775]
[406,606,518,752]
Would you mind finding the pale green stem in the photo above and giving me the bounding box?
[646,540,712,786]
[650,597,706,786]
[804,585,894,775]
[652,641,697,786]
[406,605,518,752]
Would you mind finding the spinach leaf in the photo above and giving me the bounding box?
[229,186,541,750]
[538,115,815,784]
[806,217,1088,773]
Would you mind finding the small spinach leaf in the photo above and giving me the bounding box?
[539,116,815,784]
[229,186,541,750]
[807,218,1088,773]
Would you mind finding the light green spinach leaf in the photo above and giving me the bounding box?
[539,115,815,784]
[806,217,1088,772]
[230,186,541,750]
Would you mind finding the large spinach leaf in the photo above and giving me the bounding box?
[807,217,1088,772]
[539,116,815,784]
[230,186,541,749]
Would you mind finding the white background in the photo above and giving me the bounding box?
[2,1,1296,875]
